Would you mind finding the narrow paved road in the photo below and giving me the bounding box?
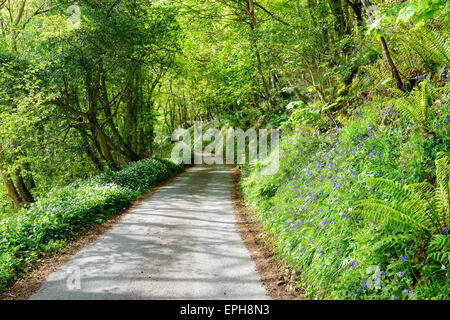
[30,162,269,300]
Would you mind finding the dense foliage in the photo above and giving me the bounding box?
[0,0,449,299]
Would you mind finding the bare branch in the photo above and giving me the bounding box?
[254,2,292,26]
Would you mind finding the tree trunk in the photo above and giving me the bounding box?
[379,36,405,91]
[14,168,34,203]
[10,0,26,51]
[79,128,105,172]
[350,0,363,26]
[1,171,22,208]
[10,139,34,203]
[0,144,23,208]
[97,132,113,162]
[99,72,141,162]
[246,0,273,109]
[21,157,36,189]
[360,0,405,91]
[125,85,138,151]
[330,0,349,35]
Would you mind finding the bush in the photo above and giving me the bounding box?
[0,158,183,291]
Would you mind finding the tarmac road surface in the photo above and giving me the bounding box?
[30,160,269,300]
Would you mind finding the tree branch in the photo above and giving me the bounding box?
[254,1,292,26]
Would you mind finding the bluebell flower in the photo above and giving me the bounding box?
[445,113,450,123]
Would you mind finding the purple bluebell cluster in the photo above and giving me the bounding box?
[442,68,449,82]
[445,113,450,123]
[269,113,393,279]
[248,106,435,299]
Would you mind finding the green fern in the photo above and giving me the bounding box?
[436,153,450,223]
[355,153,450,234]
[399,26,450,67]
[391,80,434,128]
[428,234,449,264]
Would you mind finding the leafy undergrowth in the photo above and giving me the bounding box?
[0,158,183,292]
[241,102,450,300]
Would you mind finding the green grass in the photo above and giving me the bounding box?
[0,158,184,291]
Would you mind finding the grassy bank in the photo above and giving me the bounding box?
[241,101,449,300]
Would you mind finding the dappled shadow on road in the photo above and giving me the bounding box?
[30,164,268,300]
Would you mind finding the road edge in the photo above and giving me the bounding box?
[229,165,301,300]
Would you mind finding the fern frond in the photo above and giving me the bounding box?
[355,198,431,232]
[366,177,415,204]
[401,27,450,67]
[393,96,423,124]
[407,182,434,196]
[428,234,449,264]
[435,155,450,227]
[401,181,440,231]
[392,80,433,127]
[357,158,450,234]
[422,28,450,66]
[436,152,450,161]
[366,178,436,228]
